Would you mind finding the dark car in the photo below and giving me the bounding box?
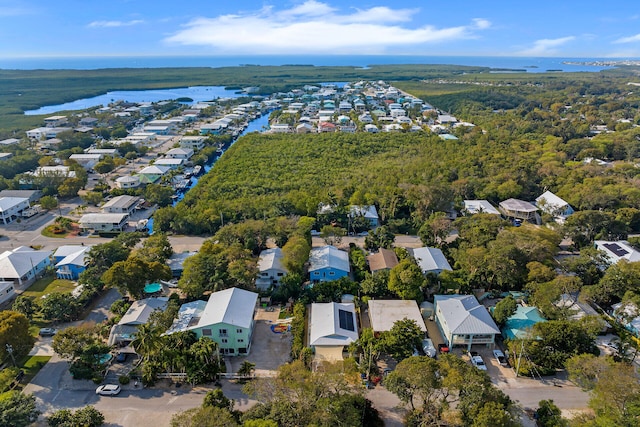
[115,352,127,363]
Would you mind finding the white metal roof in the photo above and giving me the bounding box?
[79,213,128,224]
[0,197,29,212]
[434,295,500,336]
[119,297,169,326]
[595,240,640,264]
[536,190,570,211]
[367,299,427,332]
[308,245,350,273]
[257,248,287,273]
[195,287,258,329]
[463,200,500,215]
[54,245,91,268]
[499,198,538,213]
[411,247,452,274]
[139,165,171,175]
[350,205,379,219]
[102,195,139,210]
[165,300,207,335]
[0,247,52,278]
[309,302,359,346]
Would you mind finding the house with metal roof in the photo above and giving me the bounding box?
[535,190,574,223]
[463,200,501,216]
[308,245,350,283]
[164,300,208,335]
[101,195,140,215]
[0,246,52,286]
[154,158,184,169]
[594,240,640,265]
[165,148,194,160]
[138,165,170,184]
[367,299,427,333]
[410,247,452,276]
[434,295,500,350]
[0,197,30,224]
[188,287,258,355]
[499,198,539,223]
[115,175,141,189]
[166,252,197,278]
[0,281,16,305]
[309,302,358,362]
[367,248,398,274]
[78,213,129,232]
[350,205,379,228]
[53,245,92,280]
[108,297,169,346]
[256,248,288,290]
[501,305,546,340]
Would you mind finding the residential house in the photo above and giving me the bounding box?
[78,213,129,232]
[166,252,197,278]
[0,246,53,286]
[535,190,574,223]
[269,124,292,134]
[256,248,288,290]
[108,297,169,346]
[53,245,91,280]
[101,195,140,215]
[594,240,640,264]
[308,245,350,283]
[499,198,539,223]
[0,138,19,146]
[309,302,358,362]
[296,123,314,134]
[115,175,141,189]
[32,166,76,179]
[0,153,13,161]
[0,197,30,224]
[26,127,72,140]
[364,124,379,133]
[138,165,170,184]
[69,153,103,170]
[154,158,184,169]
[318,122,337,133]
[187,287,258,355]
[180,136,206,151]
[79,117,98,127]
[612,301,640,338]
[367,248,399,274]
[165,148,194,160]
[44,116,68,127]
[463,200,501,216]
[501,305,546,340]
[434,295,500,350]
[350,205,379,228]
[86,148,119,157]
[410,247,452,275]
[0,281,16,305]
[367,299,427,334]
[0,190,41,204]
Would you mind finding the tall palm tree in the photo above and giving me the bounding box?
[131,323,161,364]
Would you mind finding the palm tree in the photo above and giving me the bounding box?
[131,323,161,364]
[238,361,256,378]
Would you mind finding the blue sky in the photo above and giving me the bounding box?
[2,0,640,58]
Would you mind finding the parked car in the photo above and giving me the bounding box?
[471,355,487,371]
[422,338,437,358]
[493,349,508,367]
[38,328,56,337]
[96,384,121,396]
[115,352,127,363]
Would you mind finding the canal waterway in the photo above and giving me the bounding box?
[146,112,271,233]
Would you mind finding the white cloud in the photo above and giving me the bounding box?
[614,34,640,44]
[88,20,144,28]
[517,36,575,56]
[164,1,490,54]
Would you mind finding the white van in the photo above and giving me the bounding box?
[422,338,437,358]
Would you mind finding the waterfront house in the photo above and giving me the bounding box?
[165,148,194,160]
[101,195,139,215]
[180,136,206,151]
[138,165,170,184]
[79,213,129,232]
[115,175,141,189]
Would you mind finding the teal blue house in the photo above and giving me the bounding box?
[53,245,91,280]
[502,305,546,340]
[308,245,350,283]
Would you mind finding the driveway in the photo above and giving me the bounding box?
[227,308,291,376]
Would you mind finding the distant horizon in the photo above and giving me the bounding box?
[3,1,640,58]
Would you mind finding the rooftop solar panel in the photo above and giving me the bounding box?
[338,309,355,332]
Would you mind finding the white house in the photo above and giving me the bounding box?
[108,297,169,346]
[69,154,103,170]
[410,247,452,275]
[0,281,16,305]
[595,240,640,265]
[434,295,500,350]
[0,197,30,224]
[165,148,194,160]
[309,302,358,362]
[463,200,501,216]
[256,248,288,290]
[102,195,140,215]
[180,136,206,151]
[79,213,129,232]
[154,158,184,169]
[350,205,379,228]
[535,190,574,223]
[0,246,52,286]
[115,175,141,189]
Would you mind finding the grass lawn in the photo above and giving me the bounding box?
[22,276,76,299]
[16,355,51,391]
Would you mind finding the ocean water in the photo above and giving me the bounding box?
[0,55,623,73]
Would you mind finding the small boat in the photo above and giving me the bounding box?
[192,165,202,176]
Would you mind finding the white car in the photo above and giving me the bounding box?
[471,355,487,371]
[96,384,121,396]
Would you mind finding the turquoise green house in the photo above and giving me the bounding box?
[502,305,546,340]
[188,287,258,356]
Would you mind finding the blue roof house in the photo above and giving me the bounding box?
[309,245,350,283]
[53,245,91,280]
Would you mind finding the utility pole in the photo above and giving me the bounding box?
[5,344,16,367]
